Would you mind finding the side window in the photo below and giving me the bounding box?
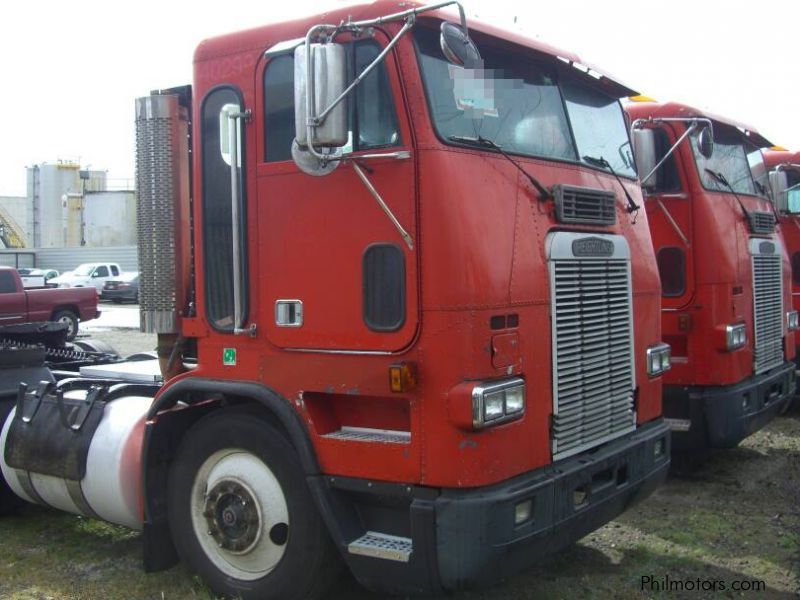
[0,271,16,293]
[263,55,295,162]
[263,41,400,162]
[657,247,686,297]
[95,266,109,278]
[650,128,681,193]
[111,265,119,276]
[202,87,248,331]
[354,42,400,150]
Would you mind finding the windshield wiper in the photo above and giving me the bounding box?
[583,155,639,214]
[448,135,551,201]
[704,168,757,225]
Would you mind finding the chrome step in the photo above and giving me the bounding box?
[347,531,413,562]
[322,426,410,444]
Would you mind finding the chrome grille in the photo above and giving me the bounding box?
[549,233,636,461]
[751,240,783,374]
[553,184,617,226]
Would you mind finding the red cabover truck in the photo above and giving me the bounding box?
[627,100,796,459]
[0,2,670,598]
[765,148,800,403]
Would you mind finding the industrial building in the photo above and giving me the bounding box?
[0,160,136,250]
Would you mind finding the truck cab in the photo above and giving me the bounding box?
[627,101,796,454]
[1,3,670,599]
[764,148,800,379]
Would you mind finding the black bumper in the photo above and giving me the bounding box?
[664,361,796,452]
[312,420,670,594]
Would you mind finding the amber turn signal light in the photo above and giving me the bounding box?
[389,362,417,393]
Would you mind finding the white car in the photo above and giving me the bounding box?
[19,268,60,288]
[50,263,122,293]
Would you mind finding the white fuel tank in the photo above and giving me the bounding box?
[0,393,152,529]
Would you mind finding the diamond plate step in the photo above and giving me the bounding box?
[322,426,410,444]
[347,532,413,562]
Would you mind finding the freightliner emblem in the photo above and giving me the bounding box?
[759,241,776,254]
[572,237,614,257]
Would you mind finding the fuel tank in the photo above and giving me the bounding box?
[0,386,153,529]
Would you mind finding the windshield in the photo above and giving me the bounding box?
[562,80,636,177]
[72,264,95,276]
[691,129,756,195]
[414,27,634,177]
[415,27,575,161]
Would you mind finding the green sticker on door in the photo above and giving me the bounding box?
[223,347,237,366]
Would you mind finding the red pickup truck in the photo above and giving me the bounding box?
[0,267,99,340]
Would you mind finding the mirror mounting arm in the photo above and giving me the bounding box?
[631,117,712,184]
[303,1,469,163]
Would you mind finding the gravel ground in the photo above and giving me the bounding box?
[2,305,795,599]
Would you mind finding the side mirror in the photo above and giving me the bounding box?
[769,170,788,212]
[440,22,481,67]
[91,272,100,278]
[294,43,348,149]
[632,129,657,189]
[696,126,714,159]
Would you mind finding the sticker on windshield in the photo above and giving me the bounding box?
[449,64,499,118]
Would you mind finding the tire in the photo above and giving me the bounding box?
[168,410,341,600]
[52,309,79,341]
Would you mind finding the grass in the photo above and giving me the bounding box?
[1,414,799,599]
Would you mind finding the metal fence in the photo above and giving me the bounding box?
[0,246,138,273]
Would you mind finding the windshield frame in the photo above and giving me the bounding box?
[411,23,638,180]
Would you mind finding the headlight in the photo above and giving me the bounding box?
[472,377,525,429]
[646,343,671,377]
[787,311,799,331]
[725,323,746,350]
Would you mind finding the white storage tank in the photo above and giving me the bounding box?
[84,191,137,247]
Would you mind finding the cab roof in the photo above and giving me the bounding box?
[763,149,800,170]
[194,0,637,98]
[625,100,772,148]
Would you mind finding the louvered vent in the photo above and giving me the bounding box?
[548,232,636,461]
[751,239,783,374]
[748,211,776,234]
[553,184,617,226]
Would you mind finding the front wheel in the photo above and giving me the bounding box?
[167,410,340,600]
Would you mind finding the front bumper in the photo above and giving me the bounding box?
[313,419,670,594]
[664,361,795,451]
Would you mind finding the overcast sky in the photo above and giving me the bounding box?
[0,0,796,197]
